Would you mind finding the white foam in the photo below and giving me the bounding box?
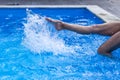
[22,10,75,55]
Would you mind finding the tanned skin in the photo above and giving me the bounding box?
[46,18,120,57]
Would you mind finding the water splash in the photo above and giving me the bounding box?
[22,9,75,55]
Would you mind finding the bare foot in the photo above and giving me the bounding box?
[46,18,64,31]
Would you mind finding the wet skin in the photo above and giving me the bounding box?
[46,18,120,57]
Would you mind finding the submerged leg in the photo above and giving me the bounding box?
[97,31,120,57]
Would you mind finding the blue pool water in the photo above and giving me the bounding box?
[0,8,120,80]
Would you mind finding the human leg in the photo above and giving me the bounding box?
[46,18,120,57]
[91,22,120,36]
[46,18,120,36]
[46,18,93,34]
[97,31,120,57]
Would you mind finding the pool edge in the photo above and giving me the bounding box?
[0,5,119,23]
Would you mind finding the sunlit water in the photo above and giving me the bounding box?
[22,10,75,55]
[0,8,120,80]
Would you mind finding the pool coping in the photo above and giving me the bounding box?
[0,5,120,23]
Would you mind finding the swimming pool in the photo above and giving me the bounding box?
[0,6,120,80]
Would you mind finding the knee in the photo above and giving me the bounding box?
[97,47,106,54]
[97,47,112,57]
[97,47,102,54]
